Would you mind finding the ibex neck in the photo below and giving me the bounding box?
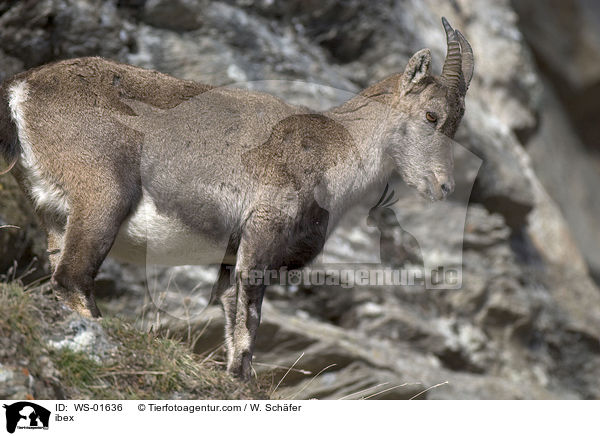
[321,95,393,212]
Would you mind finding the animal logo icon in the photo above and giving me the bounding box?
[2,402,50,434]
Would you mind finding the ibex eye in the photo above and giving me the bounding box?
[426,112,438,123]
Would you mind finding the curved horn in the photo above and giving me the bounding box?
[456,29,474,90]
[440,17,463,91]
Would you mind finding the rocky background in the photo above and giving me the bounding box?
[1,0,600,399]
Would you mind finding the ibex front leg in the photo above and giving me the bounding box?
[230,277,265,379]
[212,264,237,370]
[225,231,269,380]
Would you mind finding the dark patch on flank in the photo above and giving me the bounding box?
[242,113,358,190]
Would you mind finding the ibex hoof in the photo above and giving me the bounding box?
[52,282,102,319]
[228,353,253,381]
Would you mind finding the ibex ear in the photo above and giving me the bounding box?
[400,48,431,94]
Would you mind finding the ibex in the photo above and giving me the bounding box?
[0,18,473,380]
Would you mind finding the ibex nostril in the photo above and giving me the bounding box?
[441,183,452,195]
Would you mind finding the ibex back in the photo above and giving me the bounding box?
[0,18,473,380]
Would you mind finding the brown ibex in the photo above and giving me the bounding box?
[0,18,473,380]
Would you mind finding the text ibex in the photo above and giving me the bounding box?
[0,18,473,380]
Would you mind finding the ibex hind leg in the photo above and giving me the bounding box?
[46,229,64,272]
[51,195,133,318]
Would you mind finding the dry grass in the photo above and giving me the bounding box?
[0,282,271,400]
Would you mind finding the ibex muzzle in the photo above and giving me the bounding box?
[0,18,473,380]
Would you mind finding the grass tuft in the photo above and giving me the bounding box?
[0,283,270,400]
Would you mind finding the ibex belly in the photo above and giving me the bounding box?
[109,191,232,266]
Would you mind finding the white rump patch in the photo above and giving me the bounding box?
[8,80,69,217]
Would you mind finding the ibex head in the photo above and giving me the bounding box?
[385,17,474,201]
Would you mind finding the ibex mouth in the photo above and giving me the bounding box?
[417,174,450,202]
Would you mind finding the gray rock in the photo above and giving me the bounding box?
[525,82,600,280]
[511,0,600,280]
[46,316,119,365]
[0,363,34,400]
[143,0,207,31]
[512,0,600,90]
[0,0,132,68]
[0,50,23,82]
